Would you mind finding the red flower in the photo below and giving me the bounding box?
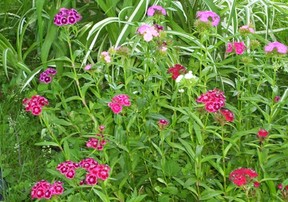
[220,108,235,122]
[257,129,268,138]
[229,168,258,186]
[254,181,260,188]
[168,64,187,80]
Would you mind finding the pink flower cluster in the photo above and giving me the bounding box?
[229,168,258,186]
[86,134,107,150]
[147,5,166,17]
[108,94,131,114]
[39,68,57,84]
[79,158,111,185]
[239,25,255,34]
[137,24,159,42]
[31,180,64,200]
[101,51,111,63]
[168,64,187,80]
[56,161,80,179]
[196,89,226,113]
[264,41,287,54]
[56,158,110,186]
[226,42,246,55]
[22,95,49,116]
[196,11,220,26]
[54,8,82,26]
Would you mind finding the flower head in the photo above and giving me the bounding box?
[147,5,166,17]
[274,96,281,103]
[108,94,131,114]
[239,25,255,34]
[100,51,111,63]
[158,119,169,129]
[31,180,64,199]
[54,8,82,26]
[56,160,79,179]
[229,168,258,186]
[196,11,220,26]
[39,68,57,84]
[196,89,226,113]
[23,95,49,116]
[220,108,235,122]
[137,24,159,42]
[86,134,107,151]
[257,129,269,139]
[226,42,246,55]
[264,42,287,54]
[168,64,187,80]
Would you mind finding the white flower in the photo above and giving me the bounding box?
[175,75,184,83]
[184,71,197,80]
[178,89,185,93]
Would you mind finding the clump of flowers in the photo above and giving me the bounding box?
[108,94,131,114]
[147,5,166,17]
[79,158,111,185]
[220,108,235,122]
[137,24,159,42]
[54,8,82,26]
[196,89,226,113]
[226,42,246,55]
[39,67,57,84]
[239,25,255,35]
[229,168,258,186]
[175,70,198,84]
[168,64,187,80]
[31,180,64,200]
[100,51,111,63]
[195,11,220,27]
[22,95,49,116]
[264,41,288,54]
[56,161,80,179]
[86,134,107,151]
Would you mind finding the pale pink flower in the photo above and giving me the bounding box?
[84,64,92,70]
[101,51,111,63]
[239,25,255,33]
[147,5,166,16]
[137,24,159,42]
[196,11,220,26]
[264,41,287,54]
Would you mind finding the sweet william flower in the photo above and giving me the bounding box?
[226,42,246,55]
[274,96,280,103]
[196,11,220,26]
[229,168,258,187]
[137,24,159,42]
[239,25,255,34]
[147,5,166,16]
[257,129,268,138]
[265,41,287,54]
[220,108,234,122]
[54,8,82,26]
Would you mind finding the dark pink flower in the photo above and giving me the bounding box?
[274,96,281,103]
[108,102,122,114]
[226,42,246,55]
[31,180,64,199]
[147,5,166,16]
[85,173,98,185]
[23,95,48,116]
[54,8,82,26]
[196,11,220,26]
[197,89,226,113]
[254,181,260,188]
[168,64,187,80]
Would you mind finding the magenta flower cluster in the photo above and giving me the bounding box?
[31,180,64,200]
[108,94,131,114]
[86,133,107,150]
[56,158,110,186]
[22,95,49,116]
[196,89,226,113]
[54,8,82,26]
[39,68,57,84]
